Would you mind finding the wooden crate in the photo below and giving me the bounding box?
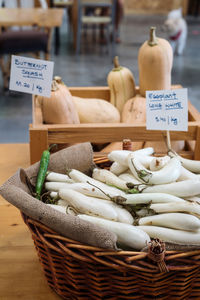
[29,85,200,164]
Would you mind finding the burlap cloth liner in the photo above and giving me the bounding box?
[0,142,200,252]
[0,142,117,250]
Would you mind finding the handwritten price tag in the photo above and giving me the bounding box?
[9,55,54,97]
[146,88,188,131]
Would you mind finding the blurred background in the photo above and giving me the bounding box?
[0,0,200,142]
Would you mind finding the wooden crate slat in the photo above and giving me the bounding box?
[33,122,199,144]
[188,101,200,122]
[69,86,111,100]
[30,85,200,164]
[29,125,49,164]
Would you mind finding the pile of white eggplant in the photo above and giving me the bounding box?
[45,147,200,250]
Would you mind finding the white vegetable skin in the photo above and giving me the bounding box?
[68,169,127,198]
[119,172,141,185]
[50,191,58,198]
[138,213,200,231]
[59,189,118,221]
[142,179,200,197]
[45,181,72,192]
[108,147,154,166]
[149,202,200,216]
[110,161,128,175]
[46,172,73,183]
[46,181,114,200]
[177,166,198,181]
[138,225,200,245]
[128,155,181,184]
[184,196,200,204]
[149,156,170,171]
[47,204,66,214]
[124,193,185,205]
[108,203,134,224]
[57,199,70,207]
[169,150,200,173]
[79,214,150,250]
[92,168,128,190]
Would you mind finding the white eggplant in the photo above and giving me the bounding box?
[79,214,150,250]
[47,204,67,214]
[138,213,200,231]
[128,155,181,184]
[45,181,72,192]
[68,169,127,198]
[149,202,200,216]
[184,196,200,204]
[108,147,154,166]
[110,161,128,175]
[138,225,200,245]
[50,191,58,198]
[169,150,200,173]
[124,193,185,205]
[108,203,134,224]
[46,181,114,200]
[46,171,73,183]
[119,172,141,185]
[143,179,200,197]
[92,168,129,190]
[177,166,198,181]
[59,189,118,221]
[149,156,170,171]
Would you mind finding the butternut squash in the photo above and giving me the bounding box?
[101,95,146,152]
[107,56,136,113]
[121,95,146,123]
[41,78,80,124]
[72,96,120,123]
[138,27,173,97]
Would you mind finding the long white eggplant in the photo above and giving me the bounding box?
[68,169,127,198]
[45,181,72,191]
[184,196,200,204]
[119,172,141,185]
[149,202,200,216]
[128,155,181,184]
[46,172,73,183]
[46,181,114,200]
[138,225,200,245]
[177,166,198,181]
[124,193,185,205]
[50,191,58,198]
[138,213,200,231]
[149,156,170,171]
[79,214,150,250]
[110,161,128,175]
[107,147,154,166]
[142,179,200,197]
[47,204,67,214]
[108,202,134,224]
[169,150,200,173]
[92,168,130,190]
[59,189,118,221]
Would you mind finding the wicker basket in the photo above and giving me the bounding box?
[21,155,200,299]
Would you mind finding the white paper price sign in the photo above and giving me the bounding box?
[146,88,188,131]
[9,55,54,97]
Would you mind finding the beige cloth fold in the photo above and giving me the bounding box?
[0,143,117,250]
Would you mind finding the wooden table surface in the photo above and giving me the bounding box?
[0,8,64,28]
[0,144,60,299]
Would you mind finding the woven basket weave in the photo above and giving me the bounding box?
[21,155,200,299]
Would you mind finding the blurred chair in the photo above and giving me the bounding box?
[0,0,50,89]
[49,0,74,54]
[76,0,116,55]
